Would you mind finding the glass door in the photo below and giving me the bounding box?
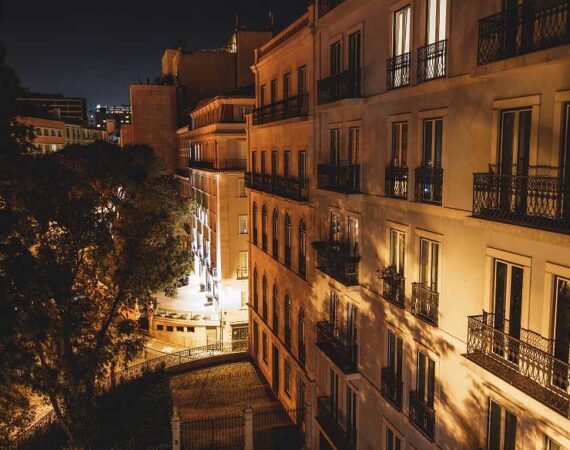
[330,129,342,166]
[561,104,570,221]
[419,238,439,291]
[329,369,339,420]
[348,217,359,257]
[393,6,411,57]
[552,277,570,390]
[330,41,342,76]
[387,330,403,380]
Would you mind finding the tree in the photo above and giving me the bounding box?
[0,142,192,449]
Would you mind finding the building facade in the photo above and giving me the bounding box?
[18,116,66,153]
[247,0,570,449]
[18,93,88,124]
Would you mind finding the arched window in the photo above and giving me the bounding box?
[272,209,279,259]
[262,205,268,251]
[252,203,258,246]
[262,275,268,321]
[252,267,258,310]
[299,219,307,278]
[284,295,291,347]
[298,308,306,365]
[272,284,279,334]
[284,214,292,267]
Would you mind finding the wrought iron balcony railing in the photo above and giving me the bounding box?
[380,267,406,308]
[316,396,357,450]
[409,391,436,441]
[245,172,309,202]
[236,267,248,280]
[316,320,358,374]
[466,311,570,418]
[313,240,360,286]
[252,94,309,125]
[188,159,246,171]
[415,167,443,205]
[411,283,439,326]
[417,39,448,83]
[387,52,411,90]
[478,0,570,65]
[381,367,403,411]
[318,0,345,18]
[472,166,570,233]
[317,69,361,105]
[317,163,360,194]
[385,166,408,200]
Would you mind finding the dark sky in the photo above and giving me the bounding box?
[0,0,308,110]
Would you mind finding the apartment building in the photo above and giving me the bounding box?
[248,0,570,449]
[18,93,87,124]
[64,123,106,145]
[18,116,66,153]
[247,6,316,438]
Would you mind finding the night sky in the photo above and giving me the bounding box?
[0,0,308,110]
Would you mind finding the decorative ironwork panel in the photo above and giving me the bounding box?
[252,94,309,126]
[411,283,439,326]
[385,166,408,200]
[381,367,403,411]
[245,172,309,202]
[313,240,360,286]
[415,167,443,205]
[417,39,448,83]
[387,52,411,90]
[317,163,360,194]
[380,267,406,308]
[409,391,436,441]
[316,396,357,450]
[316,320,358,374]
[317,69,361,105]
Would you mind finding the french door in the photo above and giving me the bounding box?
[329,369,339,420]
[272,345,280,393]
[348,217,359,258]
[419,238,439,291]
[492,260,523,363]
[387,330,403,381]
[330,41,342,76]
[552,277,570,390]
[561,103,570,221]
[330,129,343,165]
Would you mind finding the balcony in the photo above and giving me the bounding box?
[245,172,309,202]
[381,367,403,411]
[318,0,345,18]
[472,166,570,233]
[385,166,408,200]
[477,1,570,65]
[417,39,448,83]
[313,240,360,286]
[317,69,361,105]
[236,267,248,280]
[409,391,436,441]
[316,321,358,374]
[387,52,411,90]
[188,159,246,171]
[379,267,405,308]
[317,163,360,194]
[465,312,570,418]
[316,396,357,450]
[252,94,308,126]
[415,167,443,205]
[411,283,439,327]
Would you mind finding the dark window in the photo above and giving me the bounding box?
[166,326,174,332]
[176,326,184,332]
[157,324,164,331]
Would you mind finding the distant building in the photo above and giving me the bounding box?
[18,93,87,124]
[18,116,66,153]
[64,122,107,145]
[90,104,131,130]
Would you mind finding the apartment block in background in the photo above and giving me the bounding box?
[18,92,88,124]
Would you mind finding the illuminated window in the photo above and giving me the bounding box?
[239,215,248,234]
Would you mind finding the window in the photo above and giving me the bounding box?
[329,291,338,326]
[298,150,307,180]
[298,65,307,97]
[50,129,55,136]
[330,128,342,165]
[348,127,360,165]
[166,326,174,332]
[272,209,279,259]
[241,291,247,308]
[299,220,307,277]
[283,151,291,178]
[157,324,164,331]
[386,426,402,450]
[43,129,48,136]
[57,130,62,137]
[387,330,403,379]
[271,151,278,177]
[253,268,259,310]
[298,308,306,363]
[260,85,266,106]
[391,122,408,167]
[285,214,292,267]
[330,41,342,75]
[252,203,258,245]
[237,178,246,197]
[272,284,279,334]
[345,386,357,444]
[390,229,405,275]
[284,359,291,395]
[348,216,359,257]
[487,400,517,450]
[261,151,267,175]
[416,351,435,408]
[393,6,411,57]
[422,118,443,168]
[239,215,248,234]
[262,205,268,251]
[271,79,277,104]
[552,276,570,390]
[426,0,447,45]
[561,103,570,181]
[262,275,268,321]
[252,150,257,174]
[545,436,566,450]
[176,326,184,332]
[419,238,439,291]
[284,295,292,346]
[498,108,531,177]
[262,332,268,363]
[187,327,195,332]
[239,251,248,279]
[283,73,291,100]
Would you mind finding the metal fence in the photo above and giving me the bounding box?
[181,413,244,450]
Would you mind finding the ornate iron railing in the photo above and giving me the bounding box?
[478,0,570,65]
[188,159,246,171]
[252,94,309,125]
[387,52,411,90]
[409,391,436,441]
[381,367,403,411]
[417,39,448,83]
[472,168,570,233]
[317,69,361,105]
[411,283,439,327]
[316,321,358,374]
[236,267,248,280]
[316,396,357,450]
[245,172,309,202]
[466,312,570,417]
[11,340,249,449]
[415,167,443,205]
[318,0,345,18]
[317,163,360,194]
[313,240,360,286]
[385,166,408,200]
[380,267,405,308]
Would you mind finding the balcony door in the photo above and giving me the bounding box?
[561,103,570,221]
[426,0,447,45]
[552,276,570,390]
[345,386,357,444]
[348,217,359,257]
[487,400,517,450]
[330,41,342,76]
[284,151,291,179]
[239,251,248,277]
[298,150,307,181]
[492,260,523,363]
[261,151,267,175]
[270,79,277,105]
[416,351,435,409]
[346,303,357,351]
[391,122,408,167]
[271,151,278,177]
[330,211,342,242]
[329,368,339,420]
[272,345,280,393]
[422,118,443,169]
[329,291,338,328]
[390,229,405,276]
[348,31,361,92]
[283,73,290,102]
[387,330,403,380]
[419,238,439,291]
[330,128,343,166]
[393,6,411,57]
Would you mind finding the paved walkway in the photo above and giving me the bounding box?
[170,360,281,421]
